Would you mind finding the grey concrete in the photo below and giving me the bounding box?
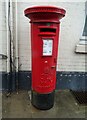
[2,90,86,118]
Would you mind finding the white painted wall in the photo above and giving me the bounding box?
[0,1,86,72]
[0,1,7,72]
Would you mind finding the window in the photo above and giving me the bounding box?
[75,2,87,53]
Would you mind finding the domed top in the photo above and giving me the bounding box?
[24,6,66,23]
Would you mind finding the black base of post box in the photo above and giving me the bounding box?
[31,90,55,110]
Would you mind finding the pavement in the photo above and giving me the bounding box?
[1,90,86,118]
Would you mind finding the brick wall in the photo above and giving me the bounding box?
[0,1,7,72]
[0,1,86,72]
[17,2,86,72]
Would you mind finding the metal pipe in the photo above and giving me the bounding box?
[6,0,10,76]
[6,0,11,95]
[10,0,14,69]
[15,0,19,93]
[10,0,16,91]
[9,0,13,93]
[6,0,13,95]
[6,0,19,94]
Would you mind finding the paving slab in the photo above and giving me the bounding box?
[2,90,86,118]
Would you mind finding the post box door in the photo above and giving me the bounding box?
[37,37,57,93]
[31,23,59,93]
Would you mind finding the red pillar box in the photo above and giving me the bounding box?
[24,6,66,110]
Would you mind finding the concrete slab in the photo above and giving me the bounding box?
[2,90,86,118]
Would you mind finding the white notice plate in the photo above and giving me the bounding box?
[43,39,53,56]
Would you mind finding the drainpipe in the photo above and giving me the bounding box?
[10,0,16,91]
[15,0,19,93]
[6,0,19,94]
[6,0,13,95]
[6,0,11,94]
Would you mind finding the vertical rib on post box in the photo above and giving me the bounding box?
[24,6,66,110]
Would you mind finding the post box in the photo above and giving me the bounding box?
[24,6,66,110]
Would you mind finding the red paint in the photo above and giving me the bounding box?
[24,6,66,94]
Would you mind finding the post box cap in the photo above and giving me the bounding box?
[24,6,66,23]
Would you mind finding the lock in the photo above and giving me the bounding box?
[51,66,56,69]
